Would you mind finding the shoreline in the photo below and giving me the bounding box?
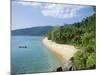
[42,37,78,68]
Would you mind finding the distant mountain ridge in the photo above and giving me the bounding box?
[12,26,53,36]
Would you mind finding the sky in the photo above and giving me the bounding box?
[12,1,94,30]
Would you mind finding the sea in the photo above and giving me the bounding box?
[11,36,62,74]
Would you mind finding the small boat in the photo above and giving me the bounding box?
[19,46,27,48]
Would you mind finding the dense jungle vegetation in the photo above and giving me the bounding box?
[46,7,96,70]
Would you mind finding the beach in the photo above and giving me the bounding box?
[43,37,78,63]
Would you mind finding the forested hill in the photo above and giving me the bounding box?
[12,26,53,36]
[47,7,96,70]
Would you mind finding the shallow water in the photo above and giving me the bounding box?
[11,36,62,74]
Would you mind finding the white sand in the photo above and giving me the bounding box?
[43,37,78,62]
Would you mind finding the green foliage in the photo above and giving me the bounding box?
[86,52,96,68]
[46,7,96,70]
[73,51,85,69]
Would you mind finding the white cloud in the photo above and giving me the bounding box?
[14,1,87,19]
[16,1,42,7]
[41,4,86,19]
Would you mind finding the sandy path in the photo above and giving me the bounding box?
[42,37,78,62]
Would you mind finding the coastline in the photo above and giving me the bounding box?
[42,37,78,70]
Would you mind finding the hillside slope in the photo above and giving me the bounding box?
[12,26,53,36]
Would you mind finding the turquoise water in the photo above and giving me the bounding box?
[11,36,62,74]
